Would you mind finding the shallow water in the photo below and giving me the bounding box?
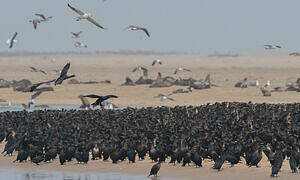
[0,167,176,180]
[0,105,125,113]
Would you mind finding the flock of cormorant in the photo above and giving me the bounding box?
[0,102,299,177]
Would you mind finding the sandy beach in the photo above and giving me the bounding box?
[0,52,299,107]
[0,143,298,180]
[0,52,299,180]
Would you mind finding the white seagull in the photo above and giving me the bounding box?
[262,80,271,89]
[154,94,175,102]
[6,32,18,48]
[264,44,281,50]
[68,4,105,29]
[152,59,162,66]
[174,67,192,74]
[74,42,88,48]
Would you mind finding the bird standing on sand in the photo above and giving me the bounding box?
[125,25,150,37]
[35,14,53,22]
[54,62,75,85]
[71,31,83,38]
[152,59,162,66]
[6,32,18,48]
[154,94,175,101]
[264,44,281,50]
[262,80,271,89]
[148,161,161,177]
[174,67,191,74]
[67,4,105,29]
[83,94,118,108]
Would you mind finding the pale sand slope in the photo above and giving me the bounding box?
[0,53,299,106]
[0,144,298,180]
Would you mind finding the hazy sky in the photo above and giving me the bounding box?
[1,0,300,53]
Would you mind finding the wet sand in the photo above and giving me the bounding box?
[0,52,299,106]
[0,143,299,180]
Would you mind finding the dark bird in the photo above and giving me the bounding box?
[29,19,41,30]
[126,25,150,37]
[83,94,118,108]
[31,91,43,100]
[71,31,83,38]
[148,161,161,177]
[28,80,55,92]
[67,4,106,29]
[54,62,75,85]
[35,14,53,22]
[29,66,47,75]
[7,32,18,48]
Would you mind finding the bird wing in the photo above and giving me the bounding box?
[35,14,46,20]
[141,28,150,37]
[167,97,175,101]
[83,94,102,99]
[132,67,138,72]
[152,60,156,66]
[183,68,191,72]
[275,45,281,48]
[31,91,43,100]
[78,95,90,107]
[102,95,118,101]
[9,32,18,48]
[87,17,105,29]
[39,69,47,75]
[67,4,85,16]
[30,66,37,71]
[174,69,178,74]
[60,62,71,76]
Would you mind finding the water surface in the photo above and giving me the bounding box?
[0,167,176,180]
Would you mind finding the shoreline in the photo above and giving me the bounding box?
[0,144,298,180]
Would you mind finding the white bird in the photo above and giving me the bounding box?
[262,80,270,89]
[68,4,105,29]
[74,42,88,48]
[152,59,162,66]
[174,67,191,74]
[154,94,175,101]
[264,44,281,50]
[6,32,18,48]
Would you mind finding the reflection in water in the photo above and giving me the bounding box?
[0,167,175,180]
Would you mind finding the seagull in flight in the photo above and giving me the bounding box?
[152,59,162,66]
[29,19,41,30]
[83,94,118,108]
[54,62,76,85]
[29,66,47,75]
[35,14,53,22]
[132,66,148,76]
[71,31,83,38]
[74,42,88,48]
[264,44,281,50]
[6,32,18,48]
[154,94,175,101]
[174,67,191,74]
[125,25,150,37]
[67,3,105,29]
